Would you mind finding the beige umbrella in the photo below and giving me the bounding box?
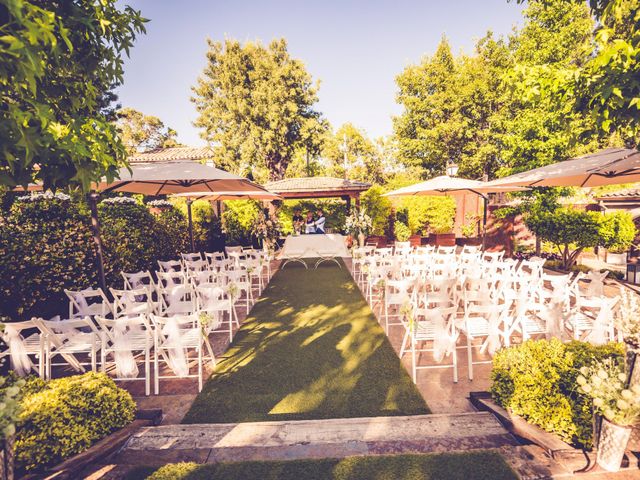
[485,148,640,188]
[171,190,282,201]
[383,175,529,249]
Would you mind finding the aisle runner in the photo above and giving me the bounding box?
[183,260,429,424]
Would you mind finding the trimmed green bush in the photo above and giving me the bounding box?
[222,200,260,246]
[0,194,97,319]
[100,199,181,284]
[154,206,190,253]
[394,221,411,241]
[599,211,636,254]
[15,372,136,471]
[491,339,623,448]
[361,185,392,236]
[400,196,456,235]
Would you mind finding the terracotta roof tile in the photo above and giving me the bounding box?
[128,146,214,164]
[597,188,640,199]
[265,176,371,193]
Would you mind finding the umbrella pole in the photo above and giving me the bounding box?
[482,195,488,252]
[187,199,195,252]
[87,192,107,292]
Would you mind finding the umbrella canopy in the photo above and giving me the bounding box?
[383,175,529,197]
[171,190,282,201]
[96,160,265,195]
[485,148,640,188]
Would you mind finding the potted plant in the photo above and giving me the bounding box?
[345,209,373,247]
[458,213,481,246]
[600,212,636,266]
[577,358,640,472]
[393,220,411,246]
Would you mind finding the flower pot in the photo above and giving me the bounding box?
[606,251,627,266]
[597,418,632,472]
[456,237,482,247]
[409,234,421,247]
[431,233,456,247]
[358,232,366,247]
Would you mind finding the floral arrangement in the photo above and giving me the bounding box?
[100,196,137,205]
[616,288,640,350]
[345,209,372,237]
[15,191,71,202]
[147,199,173,208]
[251,210,281,252]
[577,358,640,426]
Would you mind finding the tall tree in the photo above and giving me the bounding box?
[0,0,146,190]
[192,38,325,181]
[116,107,179,154]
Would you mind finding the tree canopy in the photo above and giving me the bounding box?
[192,38,326,182]
[0,0,147,191]
[116,107,180,154]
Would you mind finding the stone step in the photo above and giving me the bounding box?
[116,412,518,466]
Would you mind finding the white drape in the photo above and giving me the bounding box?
[3,325,33,377]
[162,318,189,377]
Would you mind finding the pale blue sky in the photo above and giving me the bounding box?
[116,0,524,146]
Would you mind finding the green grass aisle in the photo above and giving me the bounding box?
[183,260,429,423]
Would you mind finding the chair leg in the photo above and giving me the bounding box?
[453,345,458,383]
[467,333,474,381]
[399,329,409,358]
[198,345,203,393]
[145,347,150,397]
[411,337,417,384]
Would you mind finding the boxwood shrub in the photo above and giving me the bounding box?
[0,194,97,319]
[490,339,623,448]
[14,372,136,471]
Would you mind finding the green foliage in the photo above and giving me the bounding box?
[599,210,636,253]
[116,107,180,154]
[222,201,261,246]
[400,196,456,235]
[461,213,480,238]
[361,185,392,236]
[192,38,326,181]
[0,0,147,190]
[0,194,97,319]
[154,207,189,254]
[491,339,624,448]
[172,199,223,252]
[394,221,411,242]
[15,372,136,471]
[525,207,603,269]
[0,374,25,439]
[99,200,184,284]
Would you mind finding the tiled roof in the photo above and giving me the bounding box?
[128,146,214,164]
[264,176,371,193]
[597,188,640,199]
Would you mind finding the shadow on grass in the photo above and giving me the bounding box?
[182,260,429,424]
[127,451,518,480]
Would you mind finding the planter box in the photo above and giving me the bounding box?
[365,235,388,248]
[430,233,456,247]
[409,235,421,247]
[456,237,482,247]
[607,251,628,266]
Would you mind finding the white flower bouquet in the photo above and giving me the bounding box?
[345,209,373,237]
[577,358,640,426]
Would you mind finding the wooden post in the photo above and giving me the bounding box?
[87,192,107,292]
[355,194,361,211]
[345,196,351,214]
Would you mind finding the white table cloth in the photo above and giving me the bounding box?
[278,234,350,260]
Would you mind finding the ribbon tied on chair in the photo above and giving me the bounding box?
[3,325,33,377]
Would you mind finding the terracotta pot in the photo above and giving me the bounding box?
[597,418,632,472]
[409,234,421,247]
[456,237,482,246]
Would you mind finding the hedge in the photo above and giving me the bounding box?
[0,194,97,319]
[14,372,136,471]
[490,339,624,448]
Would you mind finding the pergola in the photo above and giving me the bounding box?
[264,176,371,211]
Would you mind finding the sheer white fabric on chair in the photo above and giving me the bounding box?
[150,314,214,394]
[121,270,155,290]
[384,278,416,333]
[585,270,608,297]
[570,296,619,344]
[37,317,99,377]
[96,315,152,395]
[226,268,254,314]
[400,306,458,383]
[157,259,183,272]
[111,287,157,318]
[158,284,196,316]
[195,283,235,342]
[65,288,111,319]
[184,258,209,273]
[460,304,505,380]
[189,269,218,288]
[0,319,46,377]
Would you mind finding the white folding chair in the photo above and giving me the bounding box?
[157,259,183,272]
[110,287,158,318]
[194,284,235,342]
[460,304,506,380]
[0,319,46,377]
[181,252,202,262]
[150,314,215,394]
[65,288,112,319]
[121,270,155,290]
[96,315,152,396]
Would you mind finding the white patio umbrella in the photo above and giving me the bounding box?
[484,147,640,188]
[383,175,529,249]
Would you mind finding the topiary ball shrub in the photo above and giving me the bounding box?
[0,193,97,319]
[490,339,623,448]
[15,372,136,471]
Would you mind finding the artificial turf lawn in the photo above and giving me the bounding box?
[182,260,429,423]
[133,452,518,480]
